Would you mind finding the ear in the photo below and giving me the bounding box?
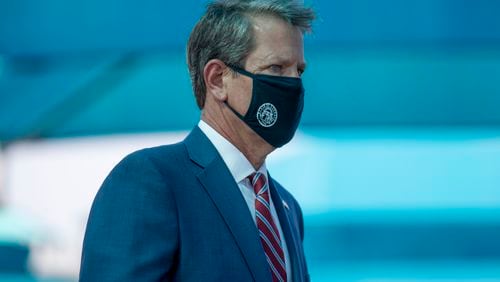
[203,59,228,102]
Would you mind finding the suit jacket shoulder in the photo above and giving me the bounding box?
[80,143,186,281]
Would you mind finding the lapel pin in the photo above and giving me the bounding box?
[282,200,289,210]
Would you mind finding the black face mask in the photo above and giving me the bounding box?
[225,65,305,148]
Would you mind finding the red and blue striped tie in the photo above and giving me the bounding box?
[249,172,287,282]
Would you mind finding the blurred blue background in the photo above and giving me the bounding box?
[0,0,499,281]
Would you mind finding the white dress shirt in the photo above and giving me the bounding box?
[198,120,291,282]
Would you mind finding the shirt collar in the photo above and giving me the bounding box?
[198,120,267,183]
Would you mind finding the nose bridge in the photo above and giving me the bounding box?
[290,70,300,78]
[284,64,300,78]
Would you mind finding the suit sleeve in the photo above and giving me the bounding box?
[80,150,179,281]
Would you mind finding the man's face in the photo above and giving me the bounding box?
[225,15,305,118]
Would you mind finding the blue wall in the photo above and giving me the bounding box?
[1,0,500,142]
[2,0,500,54]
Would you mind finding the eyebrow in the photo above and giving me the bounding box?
[260,54,307,70]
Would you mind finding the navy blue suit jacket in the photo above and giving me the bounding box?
[80,127,309,281]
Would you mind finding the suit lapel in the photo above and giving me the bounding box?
[269,177,304,282]
[184,127,271,282]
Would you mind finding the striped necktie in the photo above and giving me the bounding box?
[249,172,287,282]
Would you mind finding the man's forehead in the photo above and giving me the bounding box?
[251,31,304,63]
[250,16,303,46]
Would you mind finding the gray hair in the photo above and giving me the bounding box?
[187,0,315,109]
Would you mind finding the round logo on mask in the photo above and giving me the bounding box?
[256,103,278,127]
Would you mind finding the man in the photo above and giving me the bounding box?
[80,0,315,281]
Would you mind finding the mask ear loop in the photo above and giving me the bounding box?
[226,64,256,79]
[223,63,253,120]
[224,101,246,119]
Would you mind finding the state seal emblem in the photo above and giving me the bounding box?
[256,103,278,127]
